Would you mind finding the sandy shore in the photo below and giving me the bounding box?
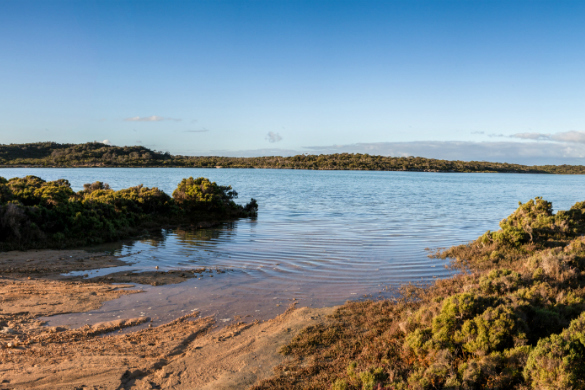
[0,249,333,389]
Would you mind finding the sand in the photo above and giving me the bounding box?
[0,249,333,389]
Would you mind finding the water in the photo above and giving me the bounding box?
[2,168,584,327]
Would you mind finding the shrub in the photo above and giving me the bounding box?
[456,304,525,356]
[173,177,237,213]
[0,175,257,250]
[524,312,585,388]
[479,269,522,294]
[432,293,487,348]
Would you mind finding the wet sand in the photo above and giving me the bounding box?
[0,249,334,389]
[0,249,128,278]
[0,249,223,286]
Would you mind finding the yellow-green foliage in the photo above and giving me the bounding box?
[173,177,238,213]
[431,293,487,348]
[524,312,585,388]
[456,304,525,355]
[0,175,257,250]
[483,197,574,247]
[479,269,522,294]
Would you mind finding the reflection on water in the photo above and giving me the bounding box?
[4,168,582,327]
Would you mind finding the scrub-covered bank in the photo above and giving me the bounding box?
[254,197,585,389]
[0,175,257,250]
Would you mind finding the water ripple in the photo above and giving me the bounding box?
[4,168,584,325]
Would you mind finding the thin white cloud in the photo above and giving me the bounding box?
[266,131,283,143]
[551,131,585,143]
[185,136,585,164]
[124,116,181,122]
[101,139,112,145]
[510,131,585,144]
[301,141,585,165]
[511,132,550,141]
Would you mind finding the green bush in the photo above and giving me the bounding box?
[479,269,522,294]
[0,175,258,250]
[432,293,487,348]
[524,312,585,388]
[456,304,525,355]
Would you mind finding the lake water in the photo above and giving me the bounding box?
[2,168,585,327]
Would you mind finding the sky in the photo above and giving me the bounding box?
[1,0,585,164]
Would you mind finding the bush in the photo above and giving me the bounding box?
[456,304,525,356]
[432,293,487,348]
[0,175,257,250]
[524,312,585,388]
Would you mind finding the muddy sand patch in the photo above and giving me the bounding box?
[1,278,333,389]
[0,250,334,389]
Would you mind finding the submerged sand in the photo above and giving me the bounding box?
[0,249,333,389]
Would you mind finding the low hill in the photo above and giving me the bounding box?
[1,142,584,174]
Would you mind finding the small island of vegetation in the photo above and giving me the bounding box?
[252,197,585,389]
[0,175,257,250]
[2,141,585,174]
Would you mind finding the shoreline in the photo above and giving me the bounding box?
[4,197,584,388]
[0,165,571,174]
[0,248,335,389]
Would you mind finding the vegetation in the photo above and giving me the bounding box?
[2,142,585,174]
[0,175,257,250]
[253,198,585,389]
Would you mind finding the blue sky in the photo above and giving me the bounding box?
[1,0,585,164]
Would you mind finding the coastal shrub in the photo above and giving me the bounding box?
[524,312,585,389]
[0,175,257,250]
[456,304,525,355]
[478,269,522,294]
[172,177,253,215]
[331,379,348,390]
[358,367,386,390]
[431,293,487,348]
[434,197,585,273]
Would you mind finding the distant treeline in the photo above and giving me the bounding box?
[1,141,584,174]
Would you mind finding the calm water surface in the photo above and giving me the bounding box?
[2,168,584,326]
